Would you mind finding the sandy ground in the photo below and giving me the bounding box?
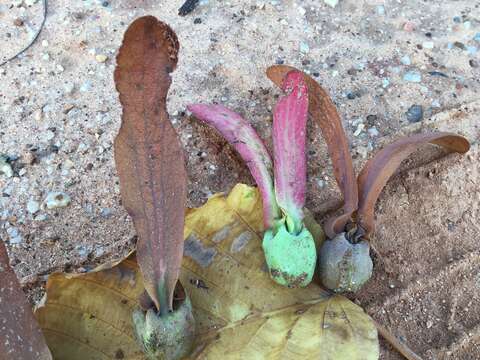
[1,0,479,358]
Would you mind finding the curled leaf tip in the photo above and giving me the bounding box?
[114,17,186,314]
[357,131,470,235]
[272,70,309,233]
[188,103,280,228]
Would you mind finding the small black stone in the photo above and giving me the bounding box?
[405,105,424,123]
[347,68,358,76]
[346,90,361,100]
[178,0,200,16]
[469,59,478,68]
[193,18,202,24]
[428,71,448,78]
[366,114,377,126]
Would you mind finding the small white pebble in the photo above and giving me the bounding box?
[0,157,13,178]
[299,42,310,54]
[368,127,380,137]
[63,159,75,170]
[376,5,385,15]
[80,81,92,92]
[317,179,326,188]
[423,41,434,49]
[95,54,108,63]
[27,200,40,214]
[64,82,75,95]
[45,130,55,141]
[34,214,48,221]
[323,0,339,8]
[44,191,71,209]
[400,55,411,65]
[33,108,43,121]
[6,227,22,244]
[354,123,365,136]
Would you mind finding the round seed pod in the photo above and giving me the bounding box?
[262,222,317,288]
[132,294,195,360]
[318,232,373,293]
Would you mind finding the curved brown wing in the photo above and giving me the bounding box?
[357,132,470,236]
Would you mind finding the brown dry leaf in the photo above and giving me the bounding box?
[266,65,358,239]
[36,184,379,359]
[0,241,52,360]
[114,16,186,313]
[357,132,470,235]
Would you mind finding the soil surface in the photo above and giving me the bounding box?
[1,0,479,358]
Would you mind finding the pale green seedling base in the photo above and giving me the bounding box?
[133,295,195,360]
[318,232,373,293]
[263,222,317,288]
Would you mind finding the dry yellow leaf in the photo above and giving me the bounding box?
[35,184,379,359]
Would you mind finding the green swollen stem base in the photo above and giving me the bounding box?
[133,295,195,360]
[262,222,317,288]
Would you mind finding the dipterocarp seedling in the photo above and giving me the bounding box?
[317,131,470,293]
[268,65,471,293]
[188,72,318,288]
[193,64,471,293]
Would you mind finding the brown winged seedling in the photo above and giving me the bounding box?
[0,241,52,360]
[267,65,471,293]
[114,16,194,359]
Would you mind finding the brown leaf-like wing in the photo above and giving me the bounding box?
[114,16,186,314]
[357,132,470,236]
[0,241,52,359]
[266,65,358,238]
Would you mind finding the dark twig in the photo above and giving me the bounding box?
[178,0,200,16]
[0,0,47,67]
[373,319,423,360]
